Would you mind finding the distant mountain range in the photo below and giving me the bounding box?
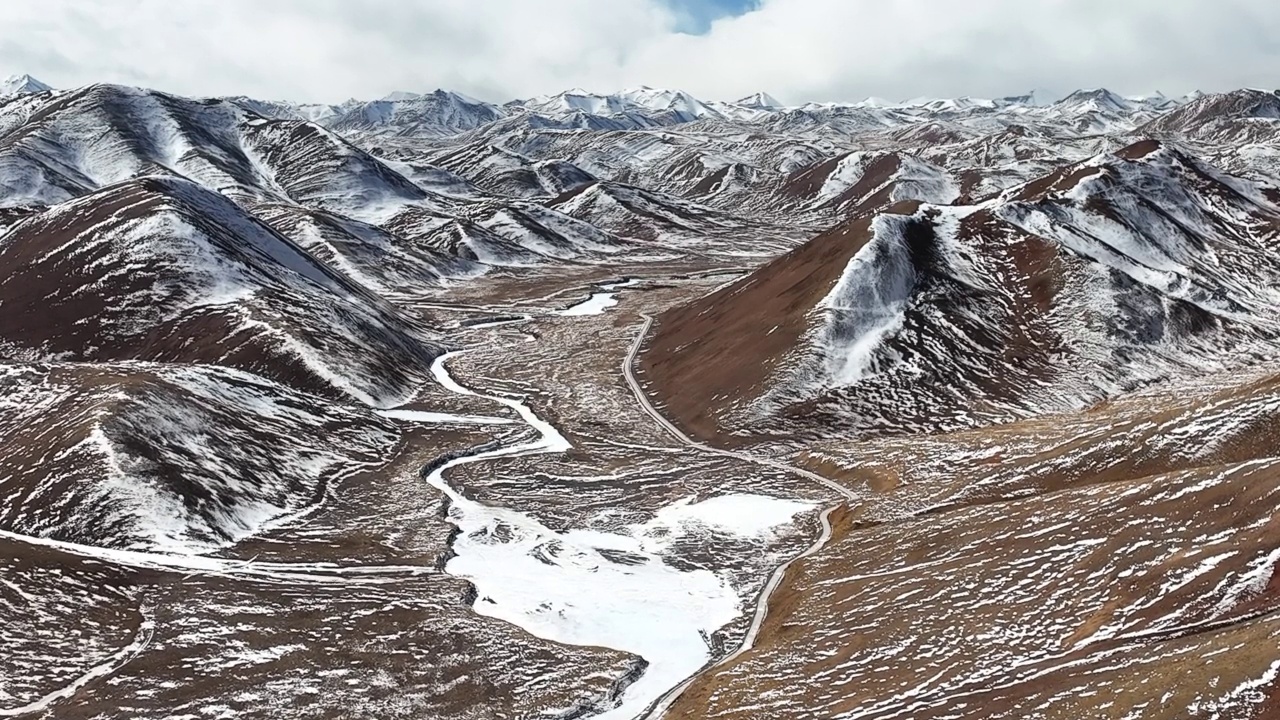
[0,73,1214,136]
[3,68,1280,720]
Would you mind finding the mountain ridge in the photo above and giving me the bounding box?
[2,72,1280,720]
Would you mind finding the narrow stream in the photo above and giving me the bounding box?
[424,353,812,719]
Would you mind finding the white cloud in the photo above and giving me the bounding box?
[1,0,1277,104]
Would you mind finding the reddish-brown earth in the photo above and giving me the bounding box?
[638,141,1280,719]
[5,77,1280,720]
[636,206,896,443]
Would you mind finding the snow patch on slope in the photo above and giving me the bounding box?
[0,362,397,553]
[814,153,958,210]
[818,214,918,385]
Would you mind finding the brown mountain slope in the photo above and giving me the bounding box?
[665,363,1280,720]
[0,361,397,551]
[0,176,442,405]
[637,201,918,444]
[639,141,1280,444]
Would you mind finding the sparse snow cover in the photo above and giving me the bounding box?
[0,176,443,407]
[0,603,155,717]
[549,181,754,253]
[471,202,625,260]
[5,74,1280,719]
[813,152,957,210]
[0,362,398,552]
[996,145,1280,320]
[1188,659,1280,718]
[739,139,1280,437]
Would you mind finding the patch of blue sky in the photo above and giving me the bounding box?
[665,0,760,33]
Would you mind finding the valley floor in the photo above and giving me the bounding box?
[5,261,1280,720]
[1,265,838,719]
[4,77,1280,720]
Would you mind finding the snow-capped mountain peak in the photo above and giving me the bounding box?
[735,91,782,109]
[322,88,508,136]
[426,87,488,106]
[855,96,899,109]
[380,90,422,102]
[518,88,618,116]
[1054,87,1131,113]
[913,96,997,112]
[1,73,52,95]
[514,86,721,122]
[1126,90,1178,111]
[616,86,720,119]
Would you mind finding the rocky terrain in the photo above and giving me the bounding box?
[1,74,1278,719]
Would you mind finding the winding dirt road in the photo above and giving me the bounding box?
[623,315,860,503]
[622,314,859,720]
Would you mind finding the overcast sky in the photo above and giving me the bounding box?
[2,0,1278,105]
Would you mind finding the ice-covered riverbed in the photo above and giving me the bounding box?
[425,353,813,719]
[375,409,516,425]
[556,279,642,317]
